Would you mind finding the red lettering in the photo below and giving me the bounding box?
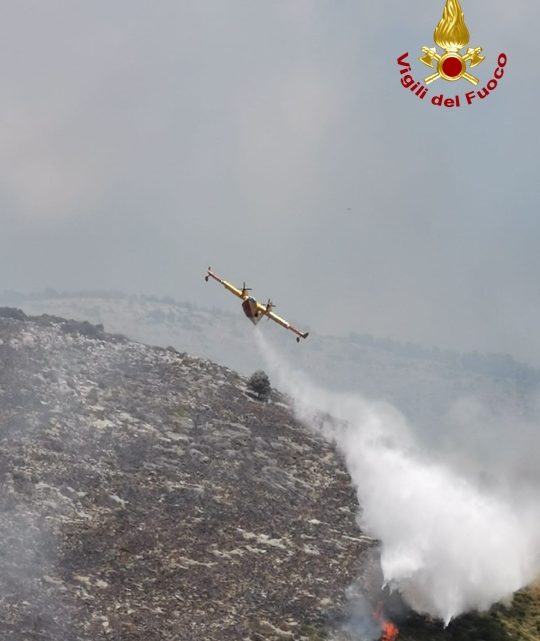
[396,52,507,108]
[401,74,414,88]
[397,52,411,72]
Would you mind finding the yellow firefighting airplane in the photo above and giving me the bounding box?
[205,267,309,342]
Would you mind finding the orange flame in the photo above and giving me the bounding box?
[381,621,399,641]
[373,603,399,641]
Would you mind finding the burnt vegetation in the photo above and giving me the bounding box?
[0,311,362,640]
[0,308,537,640]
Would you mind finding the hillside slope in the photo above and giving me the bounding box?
[5,291,538,432]
[1,306,538,641]
[0,309,370,641]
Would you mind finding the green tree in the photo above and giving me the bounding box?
[247,370,271,401]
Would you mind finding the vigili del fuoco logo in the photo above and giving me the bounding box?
[397,0,507,108]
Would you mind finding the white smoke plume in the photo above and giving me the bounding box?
[255,331,540,624]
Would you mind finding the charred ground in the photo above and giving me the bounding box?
[0,308,537,641]
[0,309,371,641]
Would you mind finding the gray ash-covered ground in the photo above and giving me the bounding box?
[0,309,372,641]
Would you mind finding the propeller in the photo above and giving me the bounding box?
[242,282,252,292]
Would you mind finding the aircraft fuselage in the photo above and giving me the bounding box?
[241,297,262,325]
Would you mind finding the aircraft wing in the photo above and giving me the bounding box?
[263,306,309,342]
[205,267,245,299]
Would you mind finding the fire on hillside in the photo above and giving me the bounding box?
[374,603,399,641]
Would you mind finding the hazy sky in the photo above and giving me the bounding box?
[1,1,539,364]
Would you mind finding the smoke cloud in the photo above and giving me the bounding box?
[256,331,540,624]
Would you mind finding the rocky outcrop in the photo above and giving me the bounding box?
[0,311,368,640]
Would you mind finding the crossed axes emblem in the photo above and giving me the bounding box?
[420,46,484,85]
